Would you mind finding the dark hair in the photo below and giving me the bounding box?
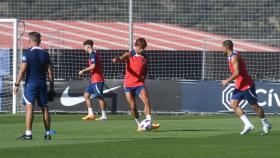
[28,32,41,45]
[223,40,234,50]
[83,40,94,47]
[135,38,147,49]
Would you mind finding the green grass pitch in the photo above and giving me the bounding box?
[0,114,279,158]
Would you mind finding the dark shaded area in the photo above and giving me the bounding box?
[48,49,202,80]
[46,49,280,81]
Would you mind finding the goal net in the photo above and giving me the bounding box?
[0,19,22,114]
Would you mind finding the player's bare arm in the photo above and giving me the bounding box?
[14,63,27,94]
[112,52,130,63]
[221,55,239,86]
[78,63,96,75]
[47,64,54,89]
[140,62,148,81]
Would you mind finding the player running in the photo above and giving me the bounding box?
[14,32,54,140]
[221,40,272,135]
[79,40,107,121]
[112,38,160,131]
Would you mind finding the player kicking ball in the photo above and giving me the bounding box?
[221,40,272,135]
[112,38,160,131]
[79,40,107,121]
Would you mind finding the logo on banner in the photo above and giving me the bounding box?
[256,88,280,107]
[61,86,121,106]
[222,83,280,111]
[222,84,248,111]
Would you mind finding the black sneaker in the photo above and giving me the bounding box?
[44,135,51,140]
[16,134,32,140]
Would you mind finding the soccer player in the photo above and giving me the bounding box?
[221,40,272,135]
[79,40,107,121]
[112,38,160,131]
[14,32,54,140]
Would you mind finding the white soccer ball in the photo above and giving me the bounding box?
[140,119,152,131]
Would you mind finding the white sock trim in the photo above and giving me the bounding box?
[101,111,106,117]
[240,115,252,126]
[146,115,152,121]
[26,130,32,136]
[261,117,269,126]
[88,108,93,115]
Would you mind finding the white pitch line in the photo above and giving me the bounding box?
[117,22,203,50]
[46,20,127,41]
[44,20,128,49]
[0,24,73,49]
[144,23,245,52]
[78,21,176,50]
[25,21,108,50]
[0,31,72,49]
[234,40,279,52]
[150,23,224,40]
[77,21,243,51]
[150,23,278,52]
[77,21,129,34]
[134,23,227,51]
[25,22,86,48]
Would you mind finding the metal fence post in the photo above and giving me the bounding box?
[129,0,133,51]
[201,40,206,80]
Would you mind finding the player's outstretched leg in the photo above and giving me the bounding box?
[95,97,107,121]
[139,88,160,130]
[230,100,254,135]
[125,92,141,131]
[82,92,95,120]
[250,103,272,135]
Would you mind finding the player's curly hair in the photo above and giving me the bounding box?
[83,40,94,47]
[135,38,147,50]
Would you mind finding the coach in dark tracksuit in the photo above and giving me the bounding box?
[14,32,54,140]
